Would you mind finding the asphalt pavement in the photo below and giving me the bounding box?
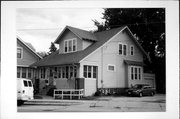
[18,94,166,112]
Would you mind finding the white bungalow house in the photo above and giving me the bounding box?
[17,36,42,93]
[31,26,155,96]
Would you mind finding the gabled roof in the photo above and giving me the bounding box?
[54,26,97,43]
[17,36,42,59]
[124,60,144,66]
[31,26,149,67]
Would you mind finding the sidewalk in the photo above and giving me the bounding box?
[21,94,166,112]
[25,95,94,105]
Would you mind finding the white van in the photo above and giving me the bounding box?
[17,78,34,105]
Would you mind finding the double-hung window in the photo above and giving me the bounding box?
[64,41,68,53]
[17,47,23,58]
[119,44,123,55]
[119,43,127,56]
[64,38,77,53]
[83,65,97,78]
[130,66,142,80]
[72,39,76,51]
[130,45,134,56]
[22,67,26,78]
[123,45,127,55]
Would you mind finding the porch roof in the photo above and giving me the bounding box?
[124,60,144,66]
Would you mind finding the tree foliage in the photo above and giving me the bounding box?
[48,42,57,55]
[94,8,165,93]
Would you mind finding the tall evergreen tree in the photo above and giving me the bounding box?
[48,42,57,55]
[94,8,165,93]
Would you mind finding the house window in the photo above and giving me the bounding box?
[64,41,68,53]
[58,67,62,78]
[70,66,73,78]
[123,45,127,56]
[130,45,134,55]
[138,68,141,80]
[93,66,97,78]
[119,44,122,55]
[135,67,138,80]
[40,68,45,78]
[119,43,127,56]
[69,40,72,52]
[130,66,142,80]
[88,66,92,78]
[54,67,58,78]
[28,68,32,79]
[62,67,65,78]
[22,67,26,78]
[83,65,87,78]
[74,66,77,78]
[17,67,21,78]
[108,65,115,71]
[83,65,97,78]
[73,39,76,51]
[131,67,134,80]
[64,38,77,53]
[17,47,23,58]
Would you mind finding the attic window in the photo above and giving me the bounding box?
[64,38,77,53]
[119,43,127,56]
[130,45,134,56]
[17,47,23,59]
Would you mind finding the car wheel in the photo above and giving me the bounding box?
[139,92,143,97]
[17,100,24,106]
[151,92,154,96]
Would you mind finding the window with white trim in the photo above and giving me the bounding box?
[119,43,127,56]
[130,66,142,80]
[17,67,21,78]
[64,38,77,53]
[17,47,23,58]
[28,68,32,79]
[22,67,26,78]
[40,68,45,79]
[130,45,134,56]
[108,65,115,71]
[55,66,77,79]
[64,41,68,53]
[83,65,97,78]
[119,44,122,55]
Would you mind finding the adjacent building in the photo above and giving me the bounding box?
[17,36,42,92]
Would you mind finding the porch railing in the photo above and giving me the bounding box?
[54,89,84,100]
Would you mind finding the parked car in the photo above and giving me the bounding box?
[17,78,34,105]
[126,84,156,97]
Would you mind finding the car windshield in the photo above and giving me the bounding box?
[133,85,144,89]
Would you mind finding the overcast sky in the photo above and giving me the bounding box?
[16,8,105,52]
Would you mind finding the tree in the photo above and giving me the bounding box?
[94,8,165,93]
[37,51,49,58]
[48,42,57,55]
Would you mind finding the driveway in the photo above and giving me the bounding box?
[18,94,165,112]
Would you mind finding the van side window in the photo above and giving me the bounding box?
[23,80,28,87]
[28,81,32,87]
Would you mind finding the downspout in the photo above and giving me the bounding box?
[101,46,104,89]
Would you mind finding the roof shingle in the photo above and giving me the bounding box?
[31,26,147,67]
